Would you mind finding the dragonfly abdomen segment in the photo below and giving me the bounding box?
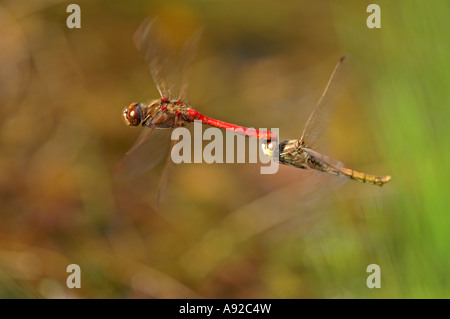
[186,109,275,140]
[307,154,391,186]
[336,168,391,186]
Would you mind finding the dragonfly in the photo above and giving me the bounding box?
[119,19,275,204]
[122,19,275,149]
[262,57,391,186]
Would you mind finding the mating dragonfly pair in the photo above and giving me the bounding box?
[121,19,391,188]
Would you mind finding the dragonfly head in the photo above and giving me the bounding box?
[122,102,144,126]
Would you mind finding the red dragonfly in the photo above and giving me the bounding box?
[119,19,274,204]
[122,19,275,149]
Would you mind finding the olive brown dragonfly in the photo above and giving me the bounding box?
[262,57,391,186]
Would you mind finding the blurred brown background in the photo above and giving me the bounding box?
[2,0,446,298]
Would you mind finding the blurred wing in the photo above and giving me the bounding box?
[124,126,155,156]
[133,18,181,99]
[115,128,172,180]
[300,56,346,148]
[155,133,178,209]
[178,27,203,103]
[154,114,185,209]
[180,171,345,277]
[305,148,345,169]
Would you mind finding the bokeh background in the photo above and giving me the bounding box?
[0,0,448,298]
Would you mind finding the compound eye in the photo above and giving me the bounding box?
[122,102,142,126]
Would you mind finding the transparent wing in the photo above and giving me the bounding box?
[305,147,345,169]
[133,18,181,99]
[124,126,156,156]
[133,18,202,101]
[115,128,172,180]
[155,137,177,209]
[154,115,184,209]
[178,27,203,102]
[179,171,345,277]
[300,56,346,148]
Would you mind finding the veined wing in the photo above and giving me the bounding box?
[300,56,346,148]
[178,27,203,103]
[115,128,172,180]
[304,147,344,169]
[133,18,202,101]
[133,18,181,99]
[154,113,187,209]
[180,171,345,277]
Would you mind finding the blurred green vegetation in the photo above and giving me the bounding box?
[0,0,448,298]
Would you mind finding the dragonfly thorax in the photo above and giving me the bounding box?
[264,139,309,169]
